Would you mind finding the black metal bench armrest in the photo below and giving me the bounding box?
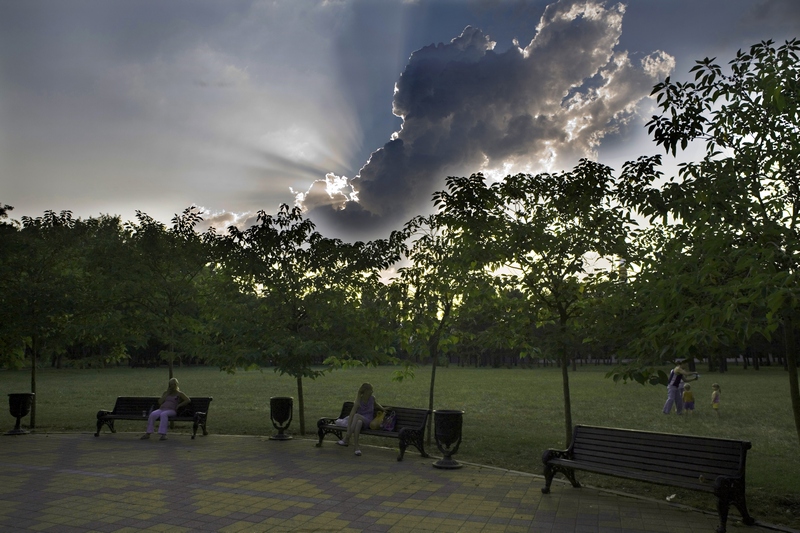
[541,448,571,464]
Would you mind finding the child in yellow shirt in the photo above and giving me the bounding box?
[682,384,695,415]
[711,383,721,416]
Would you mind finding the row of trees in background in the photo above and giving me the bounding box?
[2,40,799,443]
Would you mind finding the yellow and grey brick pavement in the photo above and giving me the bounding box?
[0,433,783,532]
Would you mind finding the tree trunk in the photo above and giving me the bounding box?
[561,348,572,445]
[30,335,38,429]
[559,319,573,445]
[783,311,800,445]
[297,375,306,436]
[168,343,175,380]
[427,348,438,447]
[426,299,452,446]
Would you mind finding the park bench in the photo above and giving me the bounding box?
[316,401,430,461]
[95,396,212,439]
[541,424,755,533]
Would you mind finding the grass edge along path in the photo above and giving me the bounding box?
[1,364,798,529]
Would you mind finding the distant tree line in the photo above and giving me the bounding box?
[2,40,799,442]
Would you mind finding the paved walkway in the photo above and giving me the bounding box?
[0,432,784,532]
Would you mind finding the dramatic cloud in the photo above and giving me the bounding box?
[298,0,674,238]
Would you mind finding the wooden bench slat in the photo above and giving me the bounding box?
[573,445,743,467]
[577,430,747,451]
[574,444,743,464]
[573,443,743,471]
[570,451,741,479]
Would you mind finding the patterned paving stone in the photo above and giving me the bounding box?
[0,434,783,532]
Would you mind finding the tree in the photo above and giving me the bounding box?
[0,210,82,426]
[436,162,633,444]
[391,213,490,443]
[69,215,144,369]
[124,207,215,378]
[643,39,800,442]
[222,204,400,434]
[0,204,21,369]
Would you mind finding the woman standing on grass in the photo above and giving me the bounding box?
[663,359,698,415]
[141,378,190,441]
[338,382,383,456]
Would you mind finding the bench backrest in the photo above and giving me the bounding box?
[111,396,212,417]
[386,406,429,431]
[571,425,750,482]
[337,402,430,430]
[112,397,159,416]
[337,402,354,419]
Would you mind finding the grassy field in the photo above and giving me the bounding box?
[1,363,798,528]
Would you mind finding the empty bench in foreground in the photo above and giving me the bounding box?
[317,401,430,461]
[541,424,754,533]
[95,396,213,439]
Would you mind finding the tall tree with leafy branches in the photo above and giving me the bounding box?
[0,210,82,427]
[640,39,800,442]
[124,206,215,379]
[222,204,402,434]
[390,212,492,443]
[435,161,634,444]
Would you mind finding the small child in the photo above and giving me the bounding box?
[711,383,721,416]
[682,384,695,414]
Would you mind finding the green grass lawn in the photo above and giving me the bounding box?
[1,363,798,528]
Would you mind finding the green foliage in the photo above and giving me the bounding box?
[123,206,216,376]
[221,204,400,377]
[433,160,638,442]
[629,39,800,442]
[218,204,403,433]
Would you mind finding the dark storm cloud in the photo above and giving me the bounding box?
[299,0,674,237]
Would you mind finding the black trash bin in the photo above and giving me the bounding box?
[433,409,464,469]
[6,393,35,436]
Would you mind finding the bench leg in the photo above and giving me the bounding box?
[714,477,754,533]
[542,463,580,494]
[95,410,115,437]
[191,413,208,439]
[541,451,580,494]
[398,429,428,461]
[95,419,115,436]
[315,425,342,447]
[542,464,555,494]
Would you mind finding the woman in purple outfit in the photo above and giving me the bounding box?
[338,382,384,456]
[663,359,698,415]
[141,378,191,440]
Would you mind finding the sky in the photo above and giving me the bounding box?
[2,0,799,241]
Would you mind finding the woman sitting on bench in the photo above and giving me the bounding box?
[338,382,384,456]
[141,378,191,441]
